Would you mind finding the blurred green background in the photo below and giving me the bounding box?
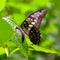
[0,0,60,60]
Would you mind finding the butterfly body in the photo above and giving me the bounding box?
[16,9,47,44]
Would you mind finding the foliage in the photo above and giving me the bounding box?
[0,0,60,60]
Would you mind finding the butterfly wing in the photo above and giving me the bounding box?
[29,26,41,44]
[20,9,47,44]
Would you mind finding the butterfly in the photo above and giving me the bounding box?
[16,9,47,44]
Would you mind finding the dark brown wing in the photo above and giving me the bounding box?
[29,26,41,44]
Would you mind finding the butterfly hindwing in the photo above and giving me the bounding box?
[29,26,41,44]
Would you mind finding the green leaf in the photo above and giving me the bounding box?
[0,0,6,12]
[22,32,60,56]
[29,45,60,56]
[0,18,13,45]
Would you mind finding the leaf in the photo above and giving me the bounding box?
[0,0,6,12]
[29,45,60,56]
[0,18,13,45]
[21,32,60,56]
